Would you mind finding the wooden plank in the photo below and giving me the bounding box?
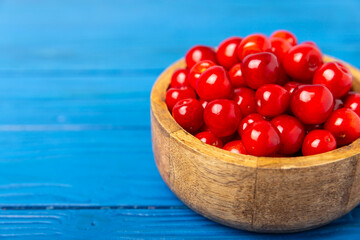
[0,0,358,70]
[0,74,155,125]
[0,129,182,206]
[0,207,359,239]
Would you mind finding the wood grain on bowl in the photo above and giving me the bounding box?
[150,55,360,233]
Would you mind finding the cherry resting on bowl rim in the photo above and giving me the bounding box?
[172,98,203,133]
[241,120,281,156]
[170,68,189,88]
[195,131,223,148]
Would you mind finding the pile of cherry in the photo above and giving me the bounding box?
[166,30,360,157]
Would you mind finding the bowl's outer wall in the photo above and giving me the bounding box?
[150,56,360,233]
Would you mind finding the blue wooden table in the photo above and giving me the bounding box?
[0,0,360,239]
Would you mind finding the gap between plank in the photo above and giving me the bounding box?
[0,205,188,210]
[0,68,163,77]
[0,124,150,132]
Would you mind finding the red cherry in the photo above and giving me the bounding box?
[204,99,242,137]
[223,140,248,154]
[290,85,334,124]
[195,131,223,148]
[199,99,208,109]
[324,108,360,146]
[283,44,323,83]
[284,81,303,95]
[238,113,266,136]
[236,34,271,61]
[196,66,233,101]
[333,99,344,111]
[242,121,281,156]
[344,93,360,117]
[302,130,337,156]
[313,62,352,98]
[216,37,242,69]
[271,114,305,155]
[170,68,189,88]
[172,98,203,133]
[302,41,319,48]
[188,60,216,89]
[242,52,280,89]
[270,37,292,63]
[232,87,256,117]
[270,30,298,46]
[165,87,197,111]
[228,63,247,88]
[255,84,290,117]
[185,45,217,69]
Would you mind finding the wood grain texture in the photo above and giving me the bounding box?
[151,56,360,233]
[0,207,360,239]
[0,0,360,238]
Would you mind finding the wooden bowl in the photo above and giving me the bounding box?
[150,55,360,233]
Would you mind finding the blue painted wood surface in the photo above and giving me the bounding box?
[0,0,359,238]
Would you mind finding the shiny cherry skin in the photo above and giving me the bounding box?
[172,98,203,133]
[236,34,271,61]
[284,81,302,95]
[195,131,223,148]
[313,62,352,98]
[204,99,242,137]
[232,87,256,117]
[270,37,292,63]
[270,114,305,155]
[170,68,189,88]
[185,45,217,69]
[216,37,242,69]
[344,93,360,117]
[237,113,266,136]
[188,60,216,89]
[242,121,281,156]
[270,30,298,46]
[165,87,197,111]
[324,108,360,146]
[290,85,334,124]
[228,63,247,88]
[242,52,280,89]
[283,44,323,83]
[223,140,248,155]
[199,99,208,109]
[256,84,290,117]
[333,99,344,111]
[196,66,233,101]
[302,130,337,156]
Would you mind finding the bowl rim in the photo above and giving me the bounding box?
[150,55,360,170]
